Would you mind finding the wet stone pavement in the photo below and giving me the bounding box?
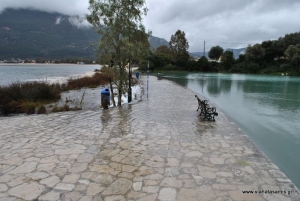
[0,76,299,201]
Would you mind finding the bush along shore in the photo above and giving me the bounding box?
[0,72,113,116]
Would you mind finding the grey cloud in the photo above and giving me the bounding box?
[68,16,92,29]
[145,0,300,51]
[1,0,300,52]
[0,0,89,15]
[55,16,62,25]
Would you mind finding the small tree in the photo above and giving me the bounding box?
[245,44,265,62]
[197,56,211,72]
[169,30,189,64]
[284,45,300,60]
[221,50,235,71]
[154,45,173,66]
[87,0,149,106]
[208,46,224,61]
[155,45,173,56]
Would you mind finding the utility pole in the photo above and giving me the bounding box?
[147,61,149,99]
[128,59,132,103]
[204,41,205,58]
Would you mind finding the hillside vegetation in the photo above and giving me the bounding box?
[0,9,99,60]
[146,30,300,75]
[0,8,168,61]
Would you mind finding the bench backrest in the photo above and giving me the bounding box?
[195,95,202,104]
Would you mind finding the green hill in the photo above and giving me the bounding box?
[0,8,168,60]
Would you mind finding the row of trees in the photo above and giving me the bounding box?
[147,31,300,75]
[88,0,300,108]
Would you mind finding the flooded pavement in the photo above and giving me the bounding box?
[0,75,299,201]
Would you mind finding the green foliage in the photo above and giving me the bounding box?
[235,54,246,63]
[87,0,149,105]
[67,72,111,90]
[208,46,224,61]
[150,31,300,75]
[155,45,173,56]
[162,64,181,71]
[229,63,247,74]
[247,63,260,74]
[221,50,235,71]
[291,53,300,69]
[0,72,112,115]
[21,102,36,114]
[169,30,189,58]
[285,45,300,60]
[0,81,61,115]
[197,56,211,72]
[37,105,47,114]
[175,52,190,68]
[245,44,265,62]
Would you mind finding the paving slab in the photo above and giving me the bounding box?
[0,75,299,201]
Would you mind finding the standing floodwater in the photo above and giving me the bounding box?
[165,72,300,189]
[0,64,101,86]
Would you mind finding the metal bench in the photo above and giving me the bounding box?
[157,73,163,80]
[195,95,218,121]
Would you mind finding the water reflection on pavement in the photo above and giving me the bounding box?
[0,76,299,201]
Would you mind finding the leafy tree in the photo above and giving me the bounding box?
[262,40,278,62]
[221,50,235,71]
[291,53,300,73]
[245,44,265,62]
[87,0,149,105]
[235,54,246,64]
[169,30,189,65]
[197,56,211,72]
[246,63,260,74]
[208,46,223,61]
[292,53,300,64]
[155,45,172,56]
[169,30,189,54]
[284,45,300,60]
[175,52,190,68]
[154,45,173,67]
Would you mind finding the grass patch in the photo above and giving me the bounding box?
[50,104,82,113]
[0,82,61,115]
[37,105,47,114]
[236,160,251,166]
[0,72,111,116]
[67,72,112,90]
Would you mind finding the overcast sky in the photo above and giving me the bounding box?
[1,0,300,52]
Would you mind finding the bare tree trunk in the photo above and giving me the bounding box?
[117,66,123,106]
[108,76,116,107]
[118,83,122,106]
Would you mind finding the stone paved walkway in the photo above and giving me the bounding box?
[0,76,299,201]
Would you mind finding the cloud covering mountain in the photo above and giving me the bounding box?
[1,0,300,52]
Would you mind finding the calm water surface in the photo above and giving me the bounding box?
[164,72,300,188]
[0,64,101,86]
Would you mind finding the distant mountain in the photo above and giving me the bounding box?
[148,36,169,49]
[0,8,169,60]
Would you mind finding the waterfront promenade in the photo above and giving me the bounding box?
[0,76,299,201]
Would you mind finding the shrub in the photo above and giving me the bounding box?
[67,72,112,90]
[0,81,61,115]
[21,102,36,114]
[229,63,247,73]
[37,105,46,114]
